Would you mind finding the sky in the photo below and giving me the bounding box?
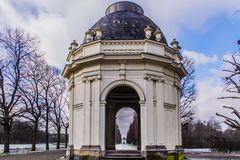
[0,0,240,130]
[116,107,136,138]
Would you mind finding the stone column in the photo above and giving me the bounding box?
[174,81,182,146]
[92,79,100,145]
[139,100,146,151]
[144,78,154,145]
[156,77,165,146]
[83,80,91,145]
[69,78,74,145]
[99,100,106,150]
[79,76,102,160]
[144,74,167,160]
[66,78,75,160]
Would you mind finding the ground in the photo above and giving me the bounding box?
[186,152,240,159]
[0,149,65,160]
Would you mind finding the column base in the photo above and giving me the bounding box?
[145,145,168,160]
[79,145,102,160]
[66,145,74,160]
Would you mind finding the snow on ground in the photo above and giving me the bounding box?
[115,144,138,150]
[0,143,65,154]
[184,148,211,153]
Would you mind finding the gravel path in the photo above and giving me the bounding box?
[0,149,66,160]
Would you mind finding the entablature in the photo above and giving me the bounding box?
[62,39,187,80]
[66,40,182,64]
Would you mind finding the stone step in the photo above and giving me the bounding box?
[103,150,144,160]
[103,157,144,160]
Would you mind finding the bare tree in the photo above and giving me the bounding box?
[40,64,60,150]
[216,53,240,129]
[19,54,45,151]
[180,56,197,130]
[61,107,69,148]
[0,28,38,153]
[49,78,67,149]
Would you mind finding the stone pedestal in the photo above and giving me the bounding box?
[79,145,102,160]
[66,145,74,160]
[145,145,168,160]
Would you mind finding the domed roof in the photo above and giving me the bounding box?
[83,1,167,44]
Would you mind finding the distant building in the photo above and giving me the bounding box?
[63,1,186,159]
[122,137,126,144]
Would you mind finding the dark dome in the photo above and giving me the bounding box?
[83,1,167,44]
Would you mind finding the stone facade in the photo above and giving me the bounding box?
[63,1,186,160]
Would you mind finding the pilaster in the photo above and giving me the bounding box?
[83,80,91,145]
[139,100,146,150]
[144,76,154,145]
[92,78,101,146]
[69,78,75,145]
[99,101,106,150]
[156,78,165,145]
[174,80,182,146]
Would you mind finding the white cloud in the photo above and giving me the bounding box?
[0,0,106,67]
[0,0,239,131]
[192,53,239,130]
[116,108,135,137]
[182,50,217,65]
[0,0,239,68]
[144,0,240,39]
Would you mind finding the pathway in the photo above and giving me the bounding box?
[0,149,65,160]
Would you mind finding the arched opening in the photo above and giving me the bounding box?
[115,107,139,150]
[105,86,141,150]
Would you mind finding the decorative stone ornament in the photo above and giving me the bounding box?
[144,25,153,39]
[154,28,162,42]
[95,26,103,40]
[170,38,181,50]
[85,30,93,42]
[70,40,78,50]
[68,46,72,51]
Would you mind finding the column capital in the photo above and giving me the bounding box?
[174,81,181,90]
[100,100,107,106]
[144,73,165,82]
[139,100,146,106]
[82,74,102,82]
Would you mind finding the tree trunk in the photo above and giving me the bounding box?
[31,121,38,151]
[56,125,61,149]
[3,124,11,153]
[45,106,49,150]
[65,127,68,148]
